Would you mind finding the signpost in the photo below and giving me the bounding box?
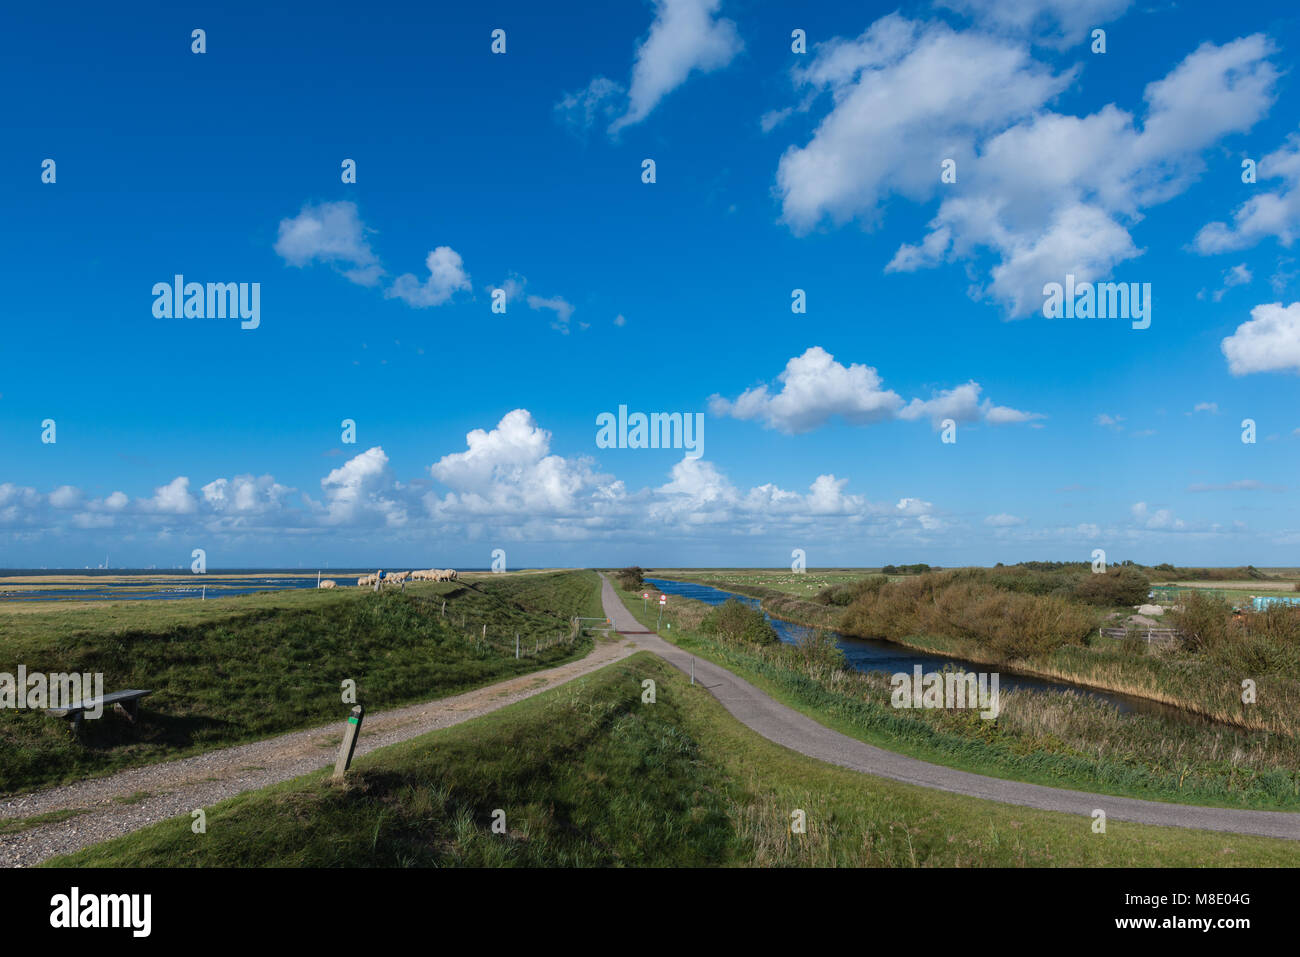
[642,591,649,613]
[657,593,666,630]
[333,705,364,780]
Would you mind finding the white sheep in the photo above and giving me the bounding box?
[319,579,337,589]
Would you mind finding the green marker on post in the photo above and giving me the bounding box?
[333,704,364,780]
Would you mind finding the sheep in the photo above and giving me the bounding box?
[444,569,458,581]
[319,579,337,589]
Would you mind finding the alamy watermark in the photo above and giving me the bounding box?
[891,665,1000,719]
[1,667,105,717]
[596,405,703,459]
[1042,274,1150,330]
[152,275,260,330]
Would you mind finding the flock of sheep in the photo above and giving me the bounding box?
[356,568,459,587]
[313,568,459,590]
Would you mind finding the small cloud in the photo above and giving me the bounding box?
[1095,413,1124,429]
[1187,479,1284,492]
[613,314,627,327]
[274,200,383,286]
[1132,501,1185,530]
[760,107,793,132]
[489,274,527,304]
[527,294,576,334]
[554,77,625,135]
[386,246,471,308]
[1221,301,1300,375]
[984,513,1025,527]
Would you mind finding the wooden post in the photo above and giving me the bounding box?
[515,633,520,659]
[441,600,446,617]
[333,705,364,780]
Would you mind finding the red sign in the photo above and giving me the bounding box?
[659,594,667,605]
[642,592,649,599]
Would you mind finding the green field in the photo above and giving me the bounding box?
[51,653,1298,867]
[0,571,603,795]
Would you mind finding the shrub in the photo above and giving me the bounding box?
[815,575,889,607]
[1069,567,1151,606]
[614,566,645,590]
[840,572,1096,661]
[880,563,931,576]
[790,628,845,670]
[1166,591,1233,652]
[700,600,778,646]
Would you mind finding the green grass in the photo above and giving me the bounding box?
[0,571,601,796]
[51,653,1298,867]
[0,807,89,836]
[613,582,1300,812]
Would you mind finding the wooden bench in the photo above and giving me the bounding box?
[48,689,153,733]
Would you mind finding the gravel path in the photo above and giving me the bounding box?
[601,575,1300,841]
[0,635,637,867]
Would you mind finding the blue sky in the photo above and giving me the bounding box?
[3,0,1300,569]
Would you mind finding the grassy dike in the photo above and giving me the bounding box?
[614,582,1300,812]
[48,652,1299,867]
[0,572,601,795]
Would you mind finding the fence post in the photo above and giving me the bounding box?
[515,633,520,659]
[333,705,364,780]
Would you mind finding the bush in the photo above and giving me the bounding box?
[1069,567,1151,606]
[815,575,889,607]
[791,628,845,670]
[1166,591,1233,652]
[839,572,1096,661]
[880,563,931,576]
[700,600,778,646]
[614,566,645,590]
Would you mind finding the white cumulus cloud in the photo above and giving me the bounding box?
[1221,301,1300,375]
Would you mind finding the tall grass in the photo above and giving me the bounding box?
[839,573,1097,660]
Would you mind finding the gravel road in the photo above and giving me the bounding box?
[0,634,637,867]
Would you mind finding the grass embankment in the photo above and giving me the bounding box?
[0,571,601,796]
[611,582,1300,812]
[51,653,1299,867]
